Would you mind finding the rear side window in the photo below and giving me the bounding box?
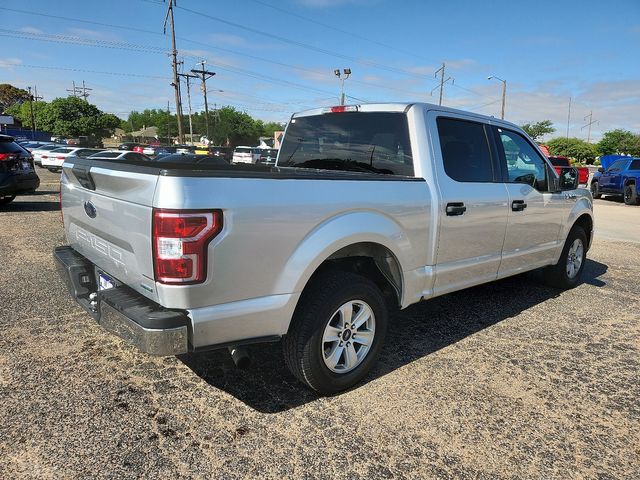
[436,117,494,182]
[629,159,640,170]
[278,112,413,176]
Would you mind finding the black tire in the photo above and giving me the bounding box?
[543,226,587,289]
[0,195,16,206]
[623,183,639,205]
[283,269,388,395]
[590,181,601,199]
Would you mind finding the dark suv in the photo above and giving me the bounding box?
[0,135,40,206]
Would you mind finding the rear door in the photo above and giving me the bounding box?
[427,112,509,295]
[61,160,160,301]
[492,126,567,276]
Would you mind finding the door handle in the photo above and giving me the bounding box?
[446,202,466,216]
[512,200,527,212]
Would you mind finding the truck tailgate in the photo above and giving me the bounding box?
[61,163,159,302]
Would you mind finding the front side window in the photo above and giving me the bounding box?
[278,112,413,176]
[496,128,548,191]
[436,117,494,182]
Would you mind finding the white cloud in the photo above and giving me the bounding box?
[19,26,43,35]
[0,58,22,72]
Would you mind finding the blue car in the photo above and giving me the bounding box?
[591,155,640,205]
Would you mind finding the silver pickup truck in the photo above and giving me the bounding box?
[55,103,593,394]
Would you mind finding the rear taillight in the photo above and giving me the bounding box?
[41,155,48,159]
[0,153,15,161]
[152,209,223,284]
[56,155,65,160]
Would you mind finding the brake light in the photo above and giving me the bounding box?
[56,155,65,160]
[324,105,359,113]
[0,153,16,161]
[152,209,223,284]
[41,155,48,159]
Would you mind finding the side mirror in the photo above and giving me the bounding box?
[597,167,604,173]
[560,167,579,191]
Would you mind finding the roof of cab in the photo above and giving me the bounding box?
[290,102,522,132]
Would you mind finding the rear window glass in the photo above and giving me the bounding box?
[235,148,251,154]
[0,139,28,154]
[278,112,413,176]
[629,159,640,170]
[51,148,73,154]
[436,117,494,182]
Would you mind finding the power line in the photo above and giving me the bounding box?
[581,111,598,143]
[431,63,454,106]
[0,61,170,80]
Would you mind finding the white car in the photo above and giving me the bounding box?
[31,144,62,166]
[41,147,102,171]
[232,146,253,163]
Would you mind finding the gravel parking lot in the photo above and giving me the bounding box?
[1,169,638,479]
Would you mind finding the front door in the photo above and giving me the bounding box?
[428,112,510,296]
[492,126,568,277]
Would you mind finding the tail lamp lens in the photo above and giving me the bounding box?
[152,209,223,284]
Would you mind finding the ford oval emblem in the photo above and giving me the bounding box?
[84,201,97,218]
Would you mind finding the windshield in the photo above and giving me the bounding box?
[278,111,414,176]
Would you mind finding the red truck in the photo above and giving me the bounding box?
[548,156,589,186]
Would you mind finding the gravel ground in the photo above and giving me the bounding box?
[0,169,638,479]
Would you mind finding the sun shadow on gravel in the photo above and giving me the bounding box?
[1,200,60,212]
[179,259,608,413]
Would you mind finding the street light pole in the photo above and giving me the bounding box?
[488,75,507,119]
[334,68,351,105]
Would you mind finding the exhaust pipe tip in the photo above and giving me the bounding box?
[228,346,251,369]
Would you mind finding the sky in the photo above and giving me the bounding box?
[1,0,639,141]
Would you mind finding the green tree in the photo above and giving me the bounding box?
[5,100,48,129]
[597,129,640,156]
[211,107,262,146]
[0,84,30,112]
[520,120,556,141]
[547,137,598,164]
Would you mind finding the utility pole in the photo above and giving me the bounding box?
[431,63,454,106]
[26,86,43,140]
[178,72,198,144]
[487,75,507,119]
[581,111,598,143]
[79,80,92,101]
[191,61,216,143]
[566,97,572,139]
[66,80,78,97]
[164,0,184,143]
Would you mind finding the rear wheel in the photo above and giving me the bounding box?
[283,270,388,395]
[623,184,639,205]
[590,181,601,199]
[543,226,587,289]
[0,195,16,206]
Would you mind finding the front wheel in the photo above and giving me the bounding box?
[590,181,601,199]
[283,270,388,395]
[543,226,587,289]
[624,184,639,205]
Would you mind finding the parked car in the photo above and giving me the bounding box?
[232,146,253,163]
[0,134,40,206]
[41,147,103,172]
[31,144,63,167]
[20,141,53,151]
[256,148,279,165]
[590,157,640,205]
[54,102,592,394]
[87,151,151,162]
[548,156,589,186]
[210,146,233,162]
[118,142,142,151]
